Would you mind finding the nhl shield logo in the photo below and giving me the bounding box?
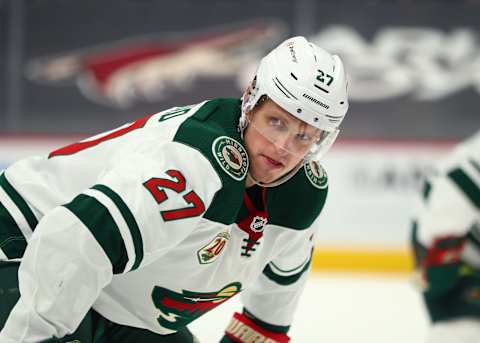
[212,136,249,181]
[250,216,268,233]
[197,231,230,264]
[304,161,328,189]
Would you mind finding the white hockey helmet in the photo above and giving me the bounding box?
[241,36,349,161]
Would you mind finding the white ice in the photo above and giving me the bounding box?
[189,272,430,343]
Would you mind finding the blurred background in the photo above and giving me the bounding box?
[1,0,479,341]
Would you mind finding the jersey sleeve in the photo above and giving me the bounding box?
[415,156,480,248]
[411,142,480,309]
[0,142,221,342]
[240,226,316,331]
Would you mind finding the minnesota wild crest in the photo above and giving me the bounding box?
[304,160,328,189]
[212,136,248,181]
[152,282,242,330]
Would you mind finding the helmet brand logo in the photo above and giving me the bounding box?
[302,93,330,110]
[287,42,298,63]
[25,22,283,108]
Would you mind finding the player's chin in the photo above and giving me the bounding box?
[251,162,286,184]
[255,170,283,184]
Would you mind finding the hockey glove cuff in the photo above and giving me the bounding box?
[224,312,290,343]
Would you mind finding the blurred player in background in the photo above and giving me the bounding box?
[0,36,349,343]
[412,130,480,343]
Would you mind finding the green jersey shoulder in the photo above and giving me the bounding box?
[174,98,247,225]
[266,160,328,230]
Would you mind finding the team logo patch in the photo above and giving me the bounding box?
[152,282,242,331]
[212,136,249,181]
[304,161,328,189]
[197,231,230,264]
[250,216,268,233]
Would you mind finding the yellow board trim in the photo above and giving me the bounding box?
[311,246,415,273]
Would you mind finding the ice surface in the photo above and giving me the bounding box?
[189,272,430,343]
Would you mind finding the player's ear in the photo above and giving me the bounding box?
[246,109,254,121]
[247,95,268,122]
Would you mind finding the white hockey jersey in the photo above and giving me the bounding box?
[0,98,328,342]
[414,131,480,264]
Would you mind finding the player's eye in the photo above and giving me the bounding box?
[268,116,281,125]
[295,133,314,145]
[267,116,286,130]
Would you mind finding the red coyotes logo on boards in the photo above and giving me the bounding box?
[151,282,242,331]
[25,20,285,108]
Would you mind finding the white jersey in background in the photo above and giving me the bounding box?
[412,131,480,343]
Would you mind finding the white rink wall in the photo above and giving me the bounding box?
[317,139,453,249]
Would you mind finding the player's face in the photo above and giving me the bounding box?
[244,99,321,185]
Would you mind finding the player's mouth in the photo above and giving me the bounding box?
[260,154,285,169]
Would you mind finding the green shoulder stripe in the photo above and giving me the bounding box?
[411,220,428,267]
[470,158,480,175]
[263,250,313,286]
[0,201,27,259]
[266,162,328,230]
[448,168,480,209]
[64,191,134,274]
[0,173,38,229]
[422,180,432,201]
[467,223,480,251]
[92,185,144,271]
[173,98,246,225]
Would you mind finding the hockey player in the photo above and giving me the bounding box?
[0,36,348,342]
[411,131,480,343]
